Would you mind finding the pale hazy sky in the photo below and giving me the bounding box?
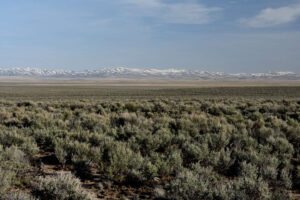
[1,0,300,73]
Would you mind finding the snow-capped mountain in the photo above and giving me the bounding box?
[0,67,299,80]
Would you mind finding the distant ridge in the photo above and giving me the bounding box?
[0,67,299,80]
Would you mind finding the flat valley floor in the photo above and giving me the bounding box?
[0,78,300,100]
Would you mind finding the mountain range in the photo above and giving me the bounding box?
[0,67,299,80]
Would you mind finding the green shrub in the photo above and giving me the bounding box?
[32,172,93,200]
[54,140,68,167]
[169,165,227,200]
[125,102,138,112]
[169,169,209,200]
[234,176,271,200]
[182,141,209,164]
[0,145,30,195]
[0,131,39,158]
[0,146,29,177]
[103,142,144,181]
[0,169,15,195]
[1,191,37,200]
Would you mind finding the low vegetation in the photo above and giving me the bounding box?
[0,88,299,199]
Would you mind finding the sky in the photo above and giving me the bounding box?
[0,0,300,73]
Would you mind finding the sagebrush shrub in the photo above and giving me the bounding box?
[32,172,93,200]
[0,169,15,195]
[0,98,298,199]
[1,191,37,200]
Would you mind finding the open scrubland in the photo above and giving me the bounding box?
[0,80,299,199]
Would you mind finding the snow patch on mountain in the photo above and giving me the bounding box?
[0,67,299,80]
